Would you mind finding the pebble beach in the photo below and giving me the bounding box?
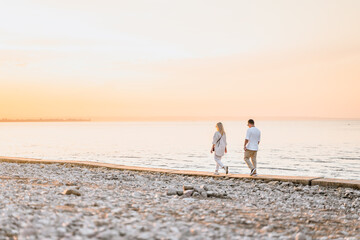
[0,162,359,240]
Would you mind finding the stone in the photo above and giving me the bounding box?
[192,192,200,197]
[62,188,81,196]
[111,208,122,215]
[206,191,216,197]
[268,181,279,186]
[176,190,184,196]
[65,182,77,186]
[183,185,194,191]
[295,232,307,240]
[137,232,154,240]
[184,190,194,197]
[19,227,37,238]
[208,191,226,198]
[201,191,208,198]
[132,192,142,198]
[281,181,293,186]
[182,198,195,203]
[56,227,66,237]
[261,225,274,232]
[97,230,119,240]
[167,188,177,196]
[79,227,96,237]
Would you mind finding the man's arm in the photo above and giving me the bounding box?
[244,129,250,151]
[244,139,249,151]
[258,131,261,145]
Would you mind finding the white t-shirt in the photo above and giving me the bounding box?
[212,131,227,156]
[245,127,261,151]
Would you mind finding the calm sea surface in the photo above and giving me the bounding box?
[0,121,359,180]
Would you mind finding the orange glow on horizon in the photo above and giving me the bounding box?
[1,0,360,120]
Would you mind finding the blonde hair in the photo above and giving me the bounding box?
[216,122,225,136]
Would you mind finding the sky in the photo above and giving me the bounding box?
[1,0,360,120]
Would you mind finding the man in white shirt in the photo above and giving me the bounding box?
[244,119,261,176]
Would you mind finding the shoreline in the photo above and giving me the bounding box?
[1,156,359,190]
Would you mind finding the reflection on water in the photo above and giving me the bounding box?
[0,120,359,180]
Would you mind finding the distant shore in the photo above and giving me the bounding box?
[1,118,359,122]
[0,118,91,122]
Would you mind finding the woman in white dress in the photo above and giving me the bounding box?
[210,122,229,175]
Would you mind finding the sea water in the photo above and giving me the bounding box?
[0,120,359,180]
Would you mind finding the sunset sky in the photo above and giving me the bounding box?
[1,0,360,120]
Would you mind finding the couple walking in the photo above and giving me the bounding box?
[210,119,261,176]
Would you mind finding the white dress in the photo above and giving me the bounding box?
[212,131,227,157]
[212,131,227,171]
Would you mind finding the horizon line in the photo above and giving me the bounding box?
[0,116,359,122]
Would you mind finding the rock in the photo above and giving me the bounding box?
[207,191,216,197]
[132,192,142,198]
[137,232,154,240]
[79,227,96,237]
[65,182,77,186]
[343,189,356,199]
[19,227,37,238]
[192,192,200,197]
[318,190,326,195]
[261,225,274,232]
[351,199,359,208]
[206,191,226,198]
[62,188,81,196]
[201,191,208,198]
[154,193,161,198]
[111,208,122,215]
[200,185,209,191]
[206,191,227,197]
[97,230,119,240]
[295,232,307,240]
[183,198,195,203]
[167,188,177,196]
[268,181,279,186]
[184,190,194,197]
[176,190,183,196]
[183,185,194,191]
[56,227,66,237]
[281,181,293,187]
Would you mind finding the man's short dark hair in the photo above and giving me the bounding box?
[248,119,255,125]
